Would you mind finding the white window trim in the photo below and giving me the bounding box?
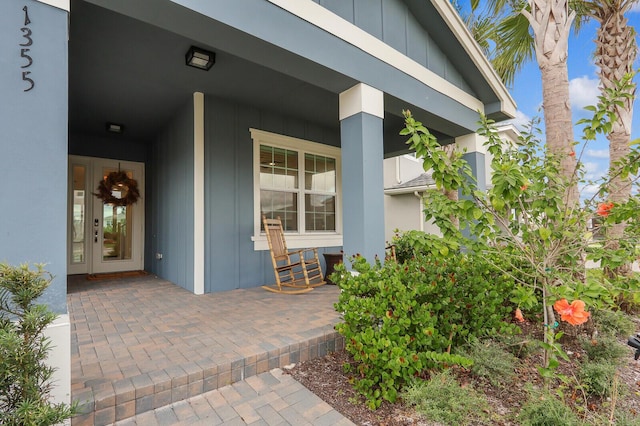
[250,128,343,251]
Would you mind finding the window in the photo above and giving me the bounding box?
[251,129,342,250]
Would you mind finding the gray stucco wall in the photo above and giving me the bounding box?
[0,0,68,313]
[147,100,195,292]
[204,96,341,292]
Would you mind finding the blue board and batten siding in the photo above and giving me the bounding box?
[203,96,341,292]
[0,0,68,314]
[146,100,195,292]
[145,95,342,293]
[314,0,473,94]
[164,0,483,135]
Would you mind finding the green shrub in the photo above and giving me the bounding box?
[518,391,581,426]
[459,340,517,386]
[402,370,489,425]
[579,334,628,364]
[578,361,618,398]
[391,230,460,264]
[334,252,518,408]
[591,308,636,338]
[0,263,76,425]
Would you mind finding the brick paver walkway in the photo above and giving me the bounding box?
[114,369,354,425]
[68,275,346,425]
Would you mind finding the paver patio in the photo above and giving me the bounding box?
[68,274,344,425]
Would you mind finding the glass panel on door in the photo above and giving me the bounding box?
[71,165,86,264]
[102,204,133,261]
[99,168,135,262]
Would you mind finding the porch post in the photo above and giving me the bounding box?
[339,84,386,263]
[456,133,487,238]
[0,0,70,406]
[194,92,205,295]
[456,132,488,192]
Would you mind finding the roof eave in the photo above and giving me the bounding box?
[430,0,517,119]
[384,185,431,195]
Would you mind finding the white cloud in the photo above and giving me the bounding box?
[630,2,640,12]
[582,161,601,174]
[569,76,600,112]
[586,149,609,159]
[580,184,600,197]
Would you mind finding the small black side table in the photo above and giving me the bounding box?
[323,253,343,284]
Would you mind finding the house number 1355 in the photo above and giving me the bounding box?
[20,5,34,92]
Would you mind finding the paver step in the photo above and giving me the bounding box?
[113,368,355,426]
[71,331,344,425]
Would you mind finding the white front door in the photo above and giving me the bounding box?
[68,156,145,274]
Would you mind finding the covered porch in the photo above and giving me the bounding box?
[68,274,343,425]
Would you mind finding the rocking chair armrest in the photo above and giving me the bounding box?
[292,247,319,256]
[287,248,319,258]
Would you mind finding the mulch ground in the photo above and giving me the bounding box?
[286,321,640,425]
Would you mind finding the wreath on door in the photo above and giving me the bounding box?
[94,170,140,206]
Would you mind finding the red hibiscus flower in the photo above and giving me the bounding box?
[553,299,590,326]
[514,308,525,323]
[596,202,614,217]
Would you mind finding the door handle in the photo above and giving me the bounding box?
[94,230,98,243]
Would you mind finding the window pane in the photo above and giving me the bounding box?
[71,165,86,264]
[304,194,336,231]
[261,190,298,231]
[304,153,336,192]
[260,145,298,190]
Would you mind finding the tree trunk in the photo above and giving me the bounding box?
[594,3,637,277]
[540,61,578,206]
[522,0,578,207]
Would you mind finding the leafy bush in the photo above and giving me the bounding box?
[402,370,489,425]
[333,252,518,408]
[391,230,460,264]
[578,361,619,398]
[459,340,518,386]
[0,263,76,425]
[518,391,581,426]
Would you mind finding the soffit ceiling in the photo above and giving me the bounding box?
[68,0,471,147]
[69,0,347,144]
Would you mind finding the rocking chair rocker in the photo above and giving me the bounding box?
[262,216,325,294]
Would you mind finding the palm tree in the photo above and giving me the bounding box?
[467,0,638,268]
[469,0,580,206]
[581,0,637,273]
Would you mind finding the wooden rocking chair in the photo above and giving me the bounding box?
[262,216,325,294]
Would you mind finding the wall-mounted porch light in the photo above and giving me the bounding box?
[106,122,124,134]
[185,46,215,71]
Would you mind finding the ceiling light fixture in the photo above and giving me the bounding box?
[185,46,215,71]
[106,122,124,134]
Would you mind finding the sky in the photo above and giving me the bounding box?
[502,6,640,198]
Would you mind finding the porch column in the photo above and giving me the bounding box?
[0,0,70,406]
[193,92,205,295]
[456,132,488,192]
[456,133,487,238]
[339,84,386,263]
